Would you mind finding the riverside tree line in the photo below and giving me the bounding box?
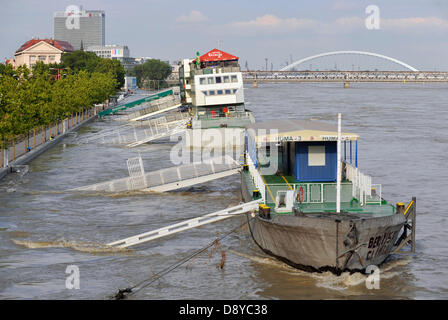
[0,50,172,150]
[0,51,123,149]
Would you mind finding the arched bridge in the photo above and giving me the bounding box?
[241,51,448,82]
[280,51,419,72]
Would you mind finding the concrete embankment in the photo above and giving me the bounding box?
[0,114,97,181]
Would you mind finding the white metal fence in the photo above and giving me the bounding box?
[344,162,374,205]
[264,182,354,205]
[245,151,266,201]
[116,95,182,122]
[72,155,240,193]
[77,111,190,146]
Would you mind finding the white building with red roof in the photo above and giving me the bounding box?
[12,38,74,69]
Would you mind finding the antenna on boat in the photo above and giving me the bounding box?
[336,113,342,213]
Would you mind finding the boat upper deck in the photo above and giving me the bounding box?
[242,169,396,218]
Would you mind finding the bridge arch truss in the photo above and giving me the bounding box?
[280,51,419,72]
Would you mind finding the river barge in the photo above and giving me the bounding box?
[241,116,416,273]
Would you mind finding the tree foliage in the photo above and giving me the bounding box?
[61,50,125,89]
[61,50,101,74]
[94,58,125,89]
[0,59,117,148]
[130,59,171,89]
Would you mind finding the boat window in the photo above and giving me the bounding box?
[231,75,238,82]
[217,90,223,95]
[207,77,215,84]
[215,76,222,83]
[199,77,206,85]
[225,89,231,94]
[308,145,326,166]
[232,89,237,93]
[209,90,216,95]
[223,76,230,83]
[203,91,208,96]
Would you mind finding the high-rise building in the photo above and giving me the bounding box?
[54,6,105,50]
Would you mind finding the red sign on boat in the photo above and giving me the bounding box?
[199,49,239,62]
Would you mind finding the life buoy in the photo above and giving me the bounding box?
[297,186,304,204]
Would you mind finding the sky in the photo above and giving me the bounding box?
[1,0,447,70]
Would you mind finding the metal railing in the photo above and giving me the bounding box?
[77,111,190,146]
[1,106,103,168]
[264,182,354,205]
[344,162,375,205]
[118,95,181,121]
[246,152,266,202]
[264,181,382,206]
[98,88,174,117]
[192,67,241,76]
[72,155,240,193]
[196,111,254,121]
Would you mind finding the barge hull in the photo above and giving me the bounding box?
[241,173,406,273]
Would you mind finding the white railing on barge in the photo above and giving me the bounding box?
[245,151,266,201]
[264,181,382,206]
[344,162,378,205]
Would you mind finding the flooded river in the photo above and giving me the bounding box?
[1,82,447,299]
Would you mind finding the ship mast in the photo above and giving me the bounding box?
[336,113,342,213]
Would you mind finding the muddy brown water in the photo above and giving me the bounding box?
[1,82,447,299]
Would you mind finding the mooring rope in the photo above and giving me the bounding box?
[112,216,254,300]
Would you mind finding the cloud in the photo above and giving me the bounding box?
[176,10,208,23]
[218,14,448,36]
[230,14,318,30]
[381,16,448,32]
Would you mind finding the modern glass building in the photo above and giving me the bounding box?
[54,7,105,50]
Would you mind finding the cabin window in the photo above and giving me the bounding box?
[199,77,206,85]
[308,145,326,166]
[215,76,222,83]
[209,90,216,95]
[217,90,223,95]
[223,76,230,83]
[207,77,215,84]
[231,75,238,83]
[225,89,231,94]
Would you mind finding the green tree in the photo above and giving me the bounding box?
[0,53,122,148]
[95,58,125,90]
[61,50,101,74]
[130,59,171,89]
